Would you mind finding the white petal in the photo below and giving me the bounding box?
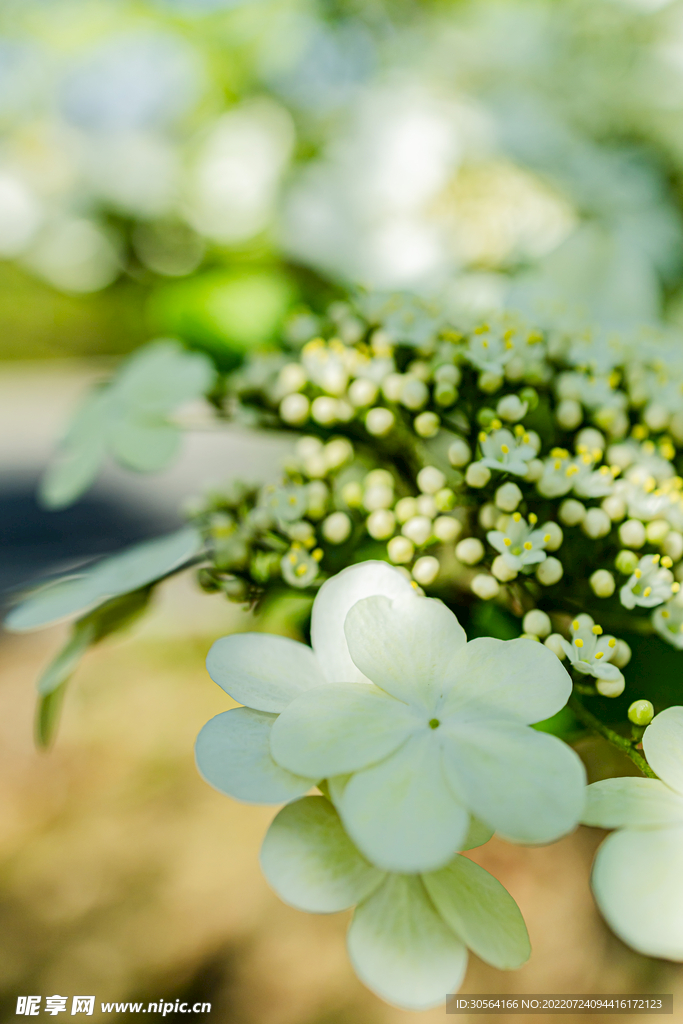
[423,855,530,969]
[259,796,385,913]
[643,707,683,796]
[269,683,416,777]
[592,826,683,960]
[441,719,586,844]
[590,662,623,682]
[441,637,572,724]
[310,560,414,683]
[344,594,467,707]
[195,708,317,804]
[338,732,469,872]
[583,778,683,829]
[206,633,325,712]
[347,875,468,1011]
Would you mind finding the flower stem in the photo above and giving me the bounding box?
[568,695,658,779]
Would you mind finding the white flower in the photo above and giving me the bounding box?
[479,427,538,477]
[653,594,683,650]
[559,614,624,687]
[620,554,677,610]
[260,795,529,1011]
[487,513,550,573]
[465,328,514,376]
[536,449,574,498]
[266,575,584,873]
[583,707,683,961]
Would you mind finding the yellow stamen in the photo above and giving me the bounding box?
[501,445,510,454]
[662,556,673,568]
[479,432,487,443]
[572,620,580,631]
[543,533,551,543]
[662,610,670,619]
[523,541,533,550]
[312,548,323,561]
[513,512,522,522]
[492,419,502,430]
[592,625,603,635]
[643,587,652,597]
[504,537,512,546]
[634,569,642,579]
[574,638,584,648]
[529,513,538,525]
[673,583,681,593]
[595,651,604,659]
[608,638,616,647]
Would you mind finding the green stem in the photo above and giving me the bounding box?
[568,695,658,779]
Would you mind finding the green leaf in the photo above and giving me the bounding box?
[108,414,180,472]
[114,339,215,412]
[36,684,69,749]
[38,391,112,510]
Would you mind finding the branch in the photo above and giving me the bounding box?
[568,694,658,779]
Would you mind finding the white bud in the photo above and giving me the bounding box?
[311,396,338,425]
[664,531,683,561]
[307,480,329,518]
[523,609,552,637]
[395,497,418,523]
[466,462,491,488]
[643,403,669,432]
[417,466,446,494]
[324,438,354,471]
[412,555,440,585]
[277,362,307,394]
[478,503,498,529]
[448,438,471,467]
[365,407,395,436]
[646,519,670,545]
[382,373,404,402]
[348,378,379,407]
[606,443,635,470]
[495,482,523,512]
[433,516,462,542]
[618,519,646,549]
[455,537,484,565]
[524,458,544,482]
[582,508,611,539]
[280,393,310,425]
[341,480,363,507]
[544,633,567,659]
[296,436,323,460]
[414,412,440,437]
[491,555,517,581]
[536,557,563,585]
[304,453,327,478]
[365,468,394,488]
[366,509,396,540]
[478,371,503,393]
[387,535,414,564]
[363,484,394,511]
[402,515,433,546]
[611,639,632,669]
[601,494,626,522]
[497,394,527,422]
[400,376,429,410]
[590,569,615,598]
[576,428,605,452]
[559,499,586,526]
[322,512,352,544]
[470,573,500,600]
[416,494,437,517]
[556,399,583,430]
[596,676,626,698]
[542,522,563,551]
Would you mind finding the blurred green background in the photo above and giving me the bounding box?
[5,0,683,1020]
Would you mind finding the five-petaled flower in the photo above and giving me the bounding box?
[487,513,551,573]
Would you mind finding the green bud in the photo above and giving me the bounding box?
[476,407,496,428]
[627,700,655,727]
[519,386,539,411]
[435,487,456,512]
[221,576,249,602]
[434,382,458,407]
[197,568,221,592]
[615,549,639,575]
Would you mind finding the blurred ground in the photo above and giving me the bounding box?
[1,571,683,1024]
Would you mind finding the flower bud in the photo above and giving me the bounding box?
[455,537,485,565]
[491,555,517,581]
[365,407,395,436]
[434,382,457,406]
[479,503,498,529]
[478,371,503,393]
[307,480,328,519]
[615,548,639,575]
[664,531,683,562]
[311,396,339,425]
[536,557,563,585]
[471,573,500,600]
[582,508,611,539]
[417,466,446,494]
[497,394,527,422]
[280,393,310,425]
[363,483,394,511]
[576,428,605,452]
[341,480,363,508]
[643,403,669,432]
[322,512,352,544]
[628,699,654,726]
[448,438,471,467]
[395,497,418,523]
[387,536,414,564]
[495,482,523,512]
[278,363,307,394]
[402,515,433,546]
[523,609,552,637]
[348,378,379,407]
[435,487,455,512]
[433,516,462,542]
[542,521,563,551]
[412,555,440,586]
[611,639,632,669]
[556,398,583,430]
[619,519,646,549]
[414,412,440,437]
[296,436,323,461]
[590,569,615,598]
[544,633,567,659]
[524,458,544,482]
[416,494,437,517]
[366,509,396,540]
[324,438,354,471]
[559,499,586,526]
[600,494,625,522]
[466,462,491,488]
[401,376,429,410]
[382,373,404,401]
[646,519,670,545]
[596,676,626,698]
